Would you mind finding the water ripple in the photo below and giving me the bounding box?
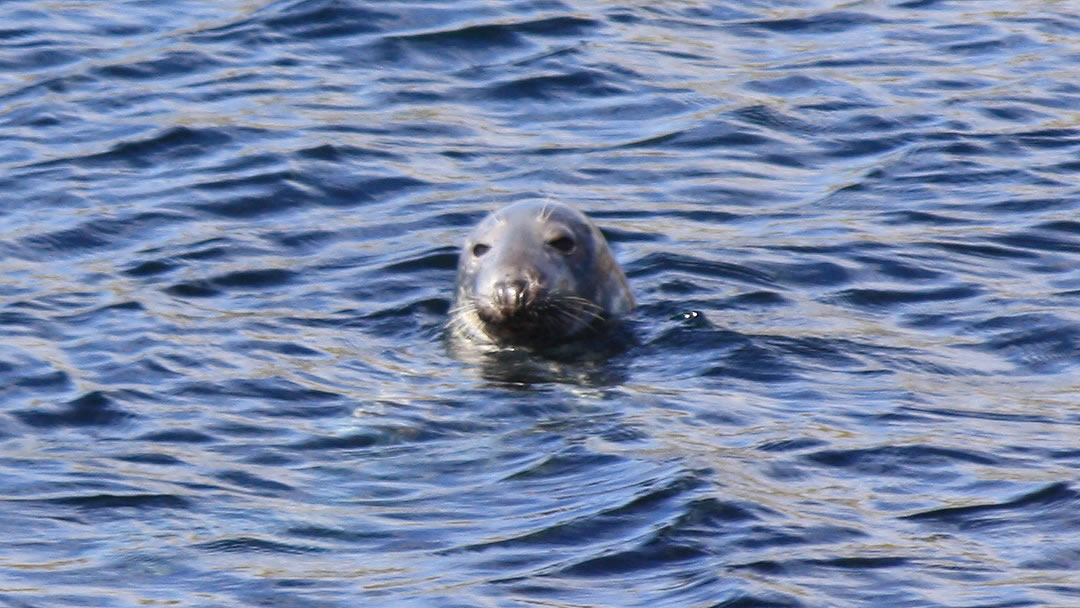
[2,0,1079,606]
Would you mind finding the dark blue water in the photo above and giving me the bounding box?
[2,1,1080,606]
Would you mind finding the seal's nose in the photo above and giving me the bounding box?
[494,279,529,314]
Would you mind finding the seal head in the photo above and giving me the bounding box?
[450,200,634,349]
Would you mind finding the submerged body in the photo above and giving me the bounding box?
[449,200,634,350]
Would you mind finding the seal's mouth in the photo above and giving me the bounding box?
[467,290,605,348]
[476,301,560,346]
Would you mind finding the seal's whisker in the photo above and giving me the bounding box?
[552,310,603,337]
[548,302,600,327]
[446,302,480,331]
[559,294,600,304]
[560,295,604,310]
[564,305,604,324]
[541,194,560,222]
[549,308,584,328]
[447,302,476,317]
[556,297,606,321]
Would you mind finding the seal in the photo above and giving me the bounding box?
[449,200,634,350]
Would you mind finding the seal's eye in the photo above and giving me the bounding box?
[472,243,490,257]
[547,236,575,253]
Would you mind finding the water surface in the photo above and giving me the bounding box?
[2,1,1079,606]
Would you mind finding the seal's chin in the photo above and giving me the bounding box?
[481,321,549,347]
[476,306,558,347]
[471,296,592,348]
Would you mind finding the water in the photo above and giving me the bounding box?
[2,0,1079,606]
